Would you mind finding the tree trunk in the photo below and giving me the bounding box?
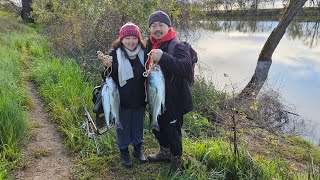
[236,0,307,101]
[21,0,34,23]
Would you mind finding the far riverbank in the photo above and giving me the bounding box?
[205,7,320,21]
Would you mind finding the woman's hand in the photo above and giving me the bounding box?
[97,51,113,67]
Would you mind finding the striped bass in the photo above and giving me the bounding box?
[102,77,122,131]
[148,64,165,131]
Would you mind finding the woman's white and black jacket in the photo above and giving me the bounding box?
[101,48,147,108]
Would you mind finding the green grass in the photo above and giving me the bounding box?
[180,138,291,179]
[0,11,30,179]
[31,56,101,153]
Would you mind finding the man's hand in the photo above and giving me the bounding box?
[149,49,163,63]
[97,51,113,67]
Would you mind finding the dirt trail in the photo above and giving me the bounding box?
[14,81,74,180]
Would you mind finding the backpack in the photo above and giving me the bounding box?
[168,39,198,85]
[92,84,104,114]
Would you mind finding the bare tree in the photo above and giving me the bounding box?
[2,0,35,22]
[237,0,307,101]
[21,0,34,23]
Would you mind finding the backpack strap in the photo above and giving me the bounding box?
[167,39,194,85]
[167,38,178,56]
[167,39,178,83]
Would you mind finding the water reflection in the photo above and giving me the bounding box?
[186,20,320,143]
[195,20,320,48]
[200,20,276,34]
[287,21,320,48]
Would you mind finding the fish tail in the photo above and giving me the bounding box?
[150,112,160,131]
[115,120,123,130]
[105,112,112,129]
[150,120,160,132]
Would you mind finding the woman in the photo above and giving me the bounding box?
[98,22,147,168]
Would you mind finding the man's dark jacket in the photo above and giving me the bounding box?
[147,39,193,127]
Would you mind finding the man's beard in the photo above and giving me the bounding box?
[153,30,163,36]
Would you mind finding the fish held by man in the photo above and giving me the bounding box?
[102,76,122,131]
[147,64,165,131]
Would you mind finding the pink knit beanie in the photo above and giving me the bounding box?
[119,22,142,40]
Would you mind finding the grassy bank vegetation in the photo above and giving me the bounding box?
[0,11,30,179]
[1,9,320,179]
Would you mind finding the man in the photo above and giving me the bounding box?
[146,10,193,172]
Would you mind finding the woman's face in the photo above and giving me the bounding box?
[122,36,139,51]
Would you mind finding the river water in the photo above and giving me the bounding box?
[181,20,320,143]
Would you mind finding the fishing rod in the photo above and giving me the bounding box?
[81,95,109,155]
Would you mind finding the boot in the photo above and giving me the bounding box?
[170,155,184,172]
[120,148,133,168]
[147,146,171,162]
[133,143,147,163]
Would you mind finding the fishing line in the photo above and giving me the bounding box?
[143,52,154,77]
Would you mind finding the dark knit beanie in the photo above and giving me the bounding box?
[119,22,142,40]
[148,11,171,27]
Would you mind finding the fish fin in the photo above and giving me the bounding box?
[102,95,110,128]
[161,105,166,114]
